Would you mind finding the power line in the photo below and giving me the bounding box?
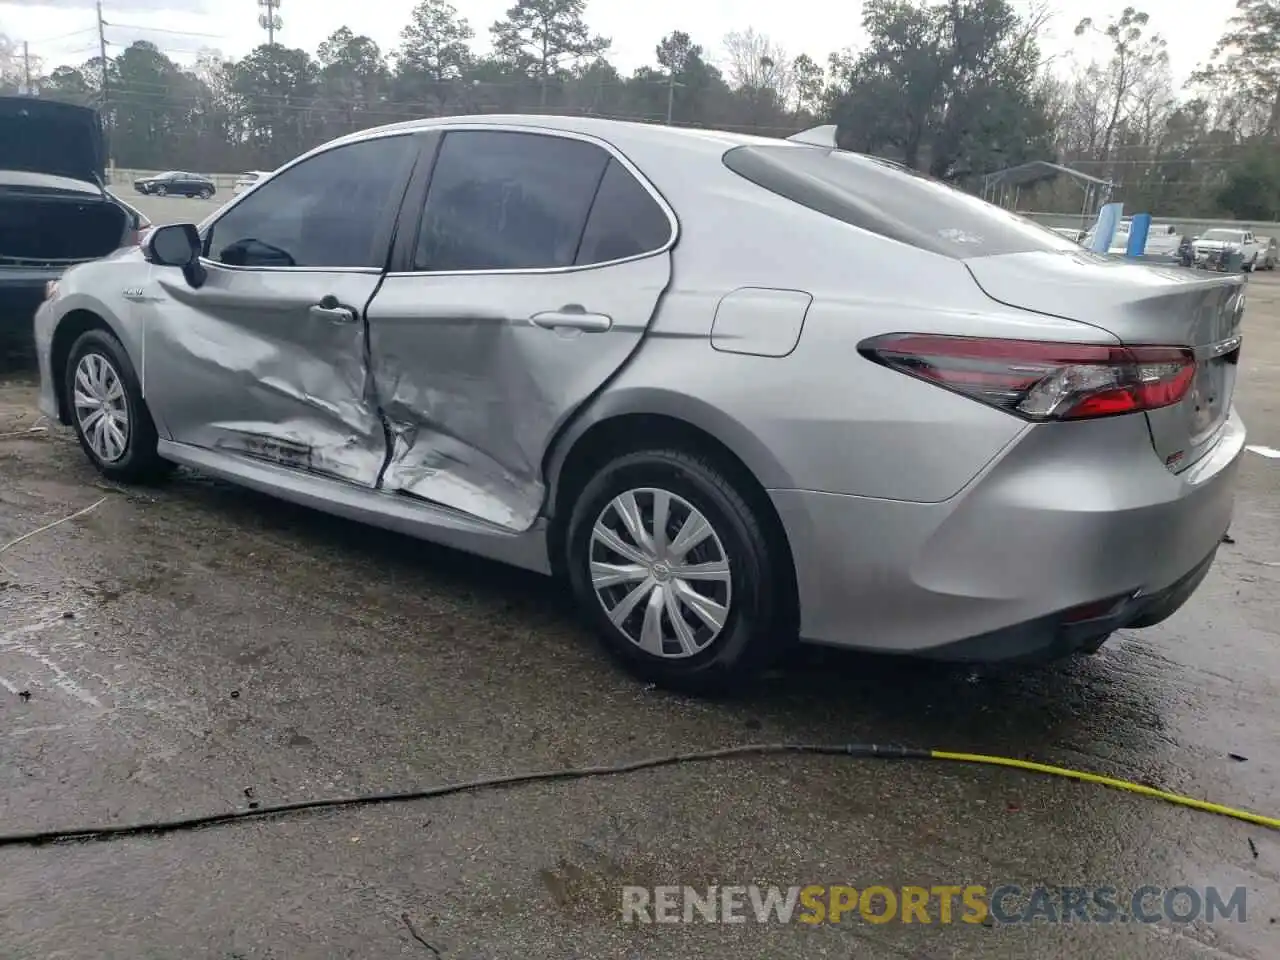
[105,24,225,40]
[25,26,98,45]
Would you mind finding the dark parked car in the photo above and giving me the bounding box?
[0,96,149,333]
[133,171,217,199]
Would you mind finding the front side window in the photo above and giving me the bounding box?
[204,134,417,269]
[413,130,610,272]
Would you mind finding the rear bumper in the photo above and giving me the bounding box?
[770,408,1245,661]
[33,298,59,420]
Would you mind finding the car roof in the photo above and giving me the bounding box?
[323,114,790,158]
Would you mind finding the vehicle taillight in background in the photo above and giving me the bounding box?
[858,334,1198,421]
[125,214,152,248]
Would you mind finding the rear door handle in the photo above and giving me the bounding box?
[310,295,357,324]
[530,310,613,333]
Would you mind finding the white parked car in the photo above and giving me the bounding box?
[233,170,271,194]
[1096,221,1181,259]
[1254,235,1277,270]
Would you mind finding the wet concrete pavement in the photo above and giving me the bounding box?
[0,278,1278,959]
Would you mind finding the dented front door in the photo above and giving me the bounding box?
[143,264,387,485]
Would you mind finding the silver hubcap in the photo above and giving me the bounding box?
[589,488,732,659]
[73,353,130,463]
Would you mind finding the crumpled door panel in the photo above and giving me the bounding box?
[144,266,387,486]
[367,256,670,531]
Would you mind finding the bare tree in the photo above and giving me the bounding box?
[1074,7,1169,163]
[723,28,796,106]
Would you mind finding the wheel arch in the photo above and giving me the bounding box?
[543,391,800,629]
[48,304,127,425]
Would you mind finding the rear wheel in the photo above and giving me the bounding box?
[565,448,785,694]
[65,329,172,484]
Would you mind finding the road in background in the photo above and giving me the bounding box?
[125,192,227,227]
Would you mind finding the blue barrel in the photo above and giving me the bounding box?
[1125,214,1151,257]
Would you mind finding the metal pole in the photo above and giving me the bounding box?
[666,73,675,125]
[23,41,30,93]
[96,0,108,101]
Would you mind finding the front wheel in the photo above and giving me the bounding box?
[564,448,786,694]
[199,187,213,199]
[65,329,173,484]
[155,185,167,197]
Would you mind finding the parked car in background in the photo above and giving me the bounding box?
[32,116,1246,692]
[133,171,216,199]
[1087,220,1181,259]
[1,96,150,332]
[1254,235,1277,270]
[1192,228,1263,271]
[233,170,271,194]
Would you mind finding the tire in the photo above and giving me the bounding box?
[155,185,167,197]
[199,187,213,200]
[565,448,785,694]
[64,329,173,484]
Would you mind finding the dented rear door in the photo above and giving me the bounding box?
[366,128,676,531]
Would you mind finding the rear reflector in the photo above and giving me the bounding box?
[858,334,1196,421]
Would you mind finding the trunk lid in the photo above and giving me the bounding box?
[0,96,106,186]
[965,249,1244,473]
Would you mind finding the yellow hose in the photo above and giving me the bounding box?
[931,750,1280,830]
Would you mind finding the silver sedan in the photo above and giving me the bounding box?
[33,116,1246,692]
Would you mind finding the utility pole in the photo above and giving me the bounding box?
[97,0,110,168]
[22,41,30,94]
[665,74,684,125]
[96,0,108,103]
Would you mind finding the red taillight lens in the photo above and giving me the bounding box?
[125,218,153,248]
[858,334,1196,421]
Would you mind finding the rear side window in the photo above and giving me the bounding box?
[414,131,609,271]
[722,145,1080,259]
[575,158,672,265]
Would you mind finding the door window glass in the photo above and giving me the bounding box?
[413,130,609,272]
[204,134,417,269]
[575,158,672,265]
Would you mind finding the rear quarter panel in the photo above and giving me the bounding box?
[592,142,1103,503]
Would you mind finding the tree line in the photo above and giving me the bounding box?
[2,0,1280,219]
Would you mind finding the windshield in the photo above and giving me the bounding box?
[1201,229,1245,242]
[722,145,1081,259]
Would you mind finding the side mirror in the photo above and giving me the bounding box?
[145,223,207,289]
[145,223,200,266]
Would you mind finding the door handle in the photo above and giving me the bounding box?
[530,309,613,333]
[310,296,357,324]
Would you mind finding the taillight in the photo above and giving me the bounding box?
[125,217,153,248]
[858,334,1196,421]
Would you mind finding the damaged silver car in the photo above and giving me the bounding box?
[34,117,1245,692]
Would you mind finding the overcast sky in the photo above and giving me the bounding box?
[2,0,1238,86]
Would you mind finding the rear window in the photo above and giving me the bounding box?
[721,145,1080,259]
